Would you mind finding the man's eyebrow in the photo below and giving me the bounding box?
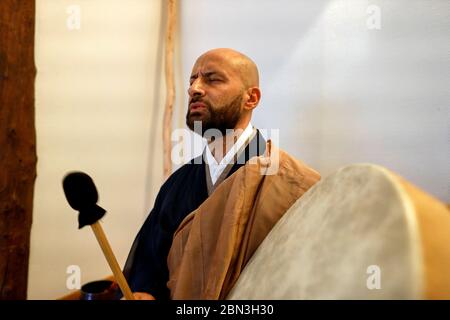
[203,71,224,77]
[190,71,225,80]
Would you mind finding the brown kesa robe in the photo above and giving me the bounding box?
[167,146,321,299]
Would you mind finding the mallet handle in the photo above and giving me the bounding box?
[90,222,135,300]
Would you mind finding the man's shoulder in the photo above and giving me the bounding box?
[162,155,205,186]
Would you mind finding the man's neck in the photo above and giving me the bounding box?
[207,122,252,163]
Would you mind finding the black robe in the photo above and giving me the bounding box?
[123,131,266,299]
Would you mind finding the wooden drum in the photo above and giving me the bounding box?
[227,164,450,299]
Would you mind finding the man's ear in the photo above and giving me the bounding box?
[244,87,261,110]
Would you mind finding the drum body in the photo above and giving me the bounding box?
[227,164,450,299]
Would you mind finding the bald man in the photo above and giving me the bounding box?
[123,49,267,300]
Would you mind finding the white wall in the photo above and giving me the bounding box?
[30,0,449,299]
[179,0,449,203]
[30,0,165,299]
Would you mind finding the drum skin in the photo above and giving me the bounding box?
[227,164,450,299]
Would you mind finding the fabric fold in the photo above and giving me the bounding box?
[167,147,321,299]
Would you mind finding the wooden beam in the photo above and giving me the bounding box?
[162,0,177,178]
[0,0,37,299]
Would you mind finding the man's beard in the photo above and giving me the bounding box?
[186,94,243,136]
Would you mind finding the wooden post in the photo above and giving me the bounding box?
[0,0,37,299]
[162,0,177,178]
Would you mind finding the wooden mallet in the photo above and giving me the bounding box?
[62,172,135,300]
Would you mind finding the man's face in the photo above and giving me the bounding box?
[186,54,245,135]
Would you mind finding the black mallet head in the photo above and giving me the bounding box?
[62,172,106,228]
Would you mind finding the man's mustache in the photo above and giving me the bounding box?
[188,98,211,110]
[189,96,206,104]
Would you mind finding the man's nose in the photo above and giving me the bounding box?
[188,79,205,97]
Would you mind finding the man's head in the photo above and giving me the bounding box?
[186,48,261,135]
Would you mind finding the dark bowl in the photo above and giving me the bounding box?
[80,280,116,300]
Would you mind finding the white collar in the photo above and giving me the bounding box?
[204,122,254,184]
[205,122,254,166]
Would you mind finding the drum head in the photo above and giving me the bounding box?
[228,164,425,299]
